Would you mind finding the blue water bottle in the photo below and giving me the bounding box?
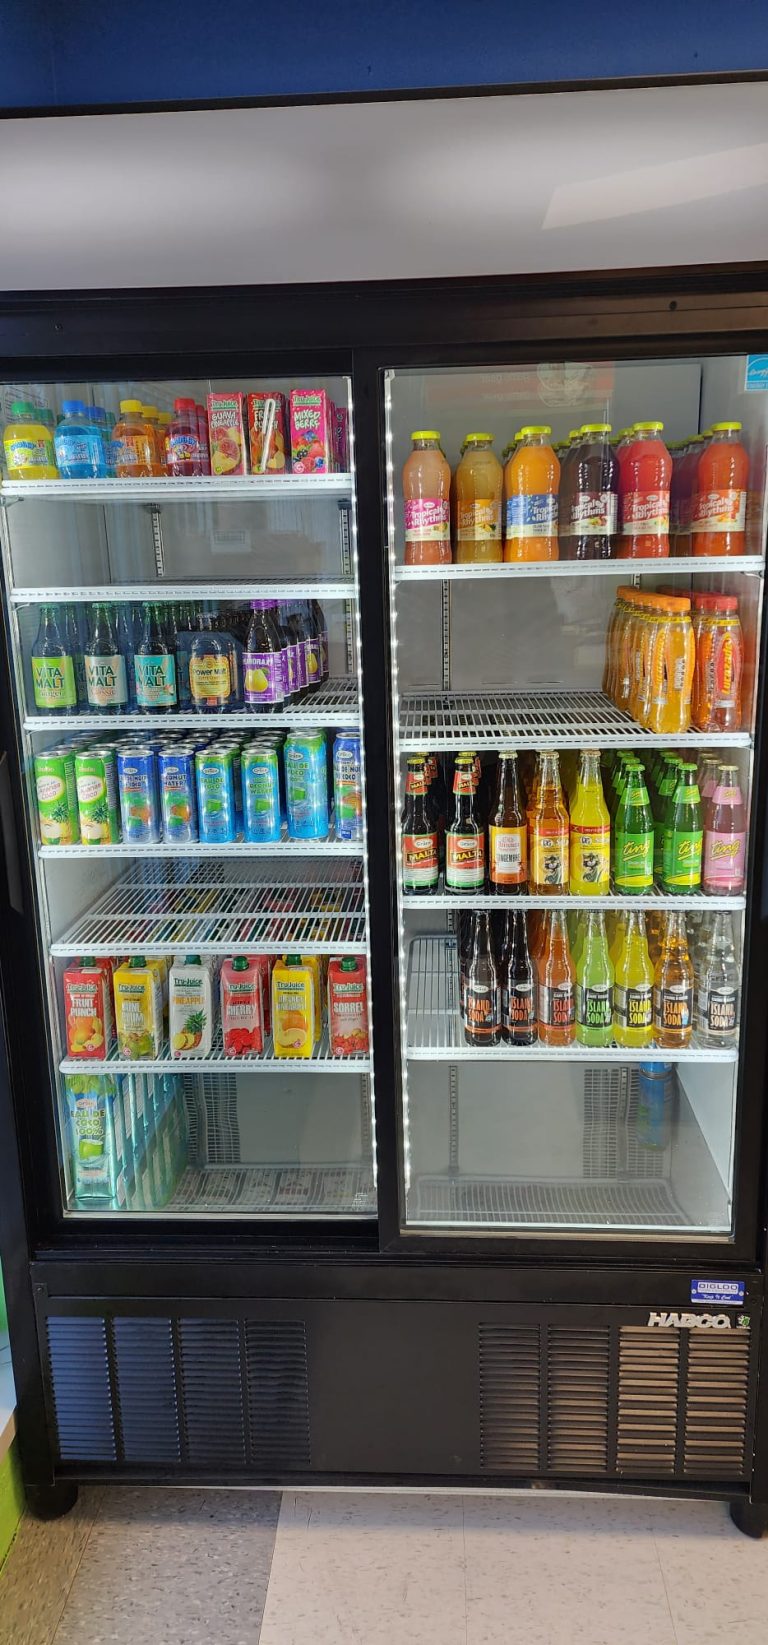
[54,400,107,478]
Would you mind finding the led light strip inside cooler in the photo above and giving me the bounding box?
[51,859,366,957]
[406,934,738,1063]
[399,689,752,750]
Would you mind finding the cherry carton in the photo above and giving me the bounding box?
[290,389,334,474]
[207,391,248,476]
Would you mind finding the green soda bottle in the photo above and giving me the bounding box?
[654,756,679,884]
[576,910,614,1047]
[663,762,703,892]
[614,758,654,893]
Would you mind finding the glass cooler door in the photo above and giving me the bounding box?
[385,354,766,1242]
[0,372,376,1220]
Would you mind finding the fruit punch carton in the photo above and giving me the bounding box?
[247,392,288,474]
[207,391,248,476]
[289,389,334,473]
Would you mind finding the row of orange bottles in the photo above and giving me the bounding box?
[403,427,560,565]
[603,586,696,734]
[528,906,696,1048]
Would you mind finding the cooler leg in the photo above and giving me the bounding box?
[25,1482,79,1521]
[730,1498,768,1538]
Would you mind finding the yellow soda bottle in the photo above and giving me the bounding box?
[569,749,610,894]
[613,910,654,1047]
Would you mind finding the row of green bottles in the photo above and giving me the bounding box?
[603,749,703,894]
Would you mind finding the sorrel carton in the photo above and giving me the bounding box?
[247,392,288,474]
[289,389,334,474]
[207,391,248,476]
[328,956,369,1056]
[63,960,111,1059]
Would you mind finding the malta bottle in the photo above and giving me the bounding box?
[500,909,536,1045]
[536,908,575,1047]
[529,751,569,894]
[401,756,439,895]
[445,754,485,893]
[653,911,694,1048]
[613,909,654,1048]
[613,759,654,893]
[84,603,129,714]
[696,911,740,1047]
[134,601,178,712]
[569,749,610,894]
[31,604,78,713]
[575,910,614,1047]
[461,912,500,1047]
[489,749,527,891]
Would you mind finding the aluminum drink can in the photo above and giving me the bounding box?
[158,747,198,844]
[242,744,281,842]
[333,729,363,841]
[75,745,121,844]
[117,746,160,843]
[34,748,80,845]
[195,747,237,843]
[285,728,329,839]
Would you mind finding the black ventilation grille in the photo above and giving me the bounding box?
[480,1320,752,1483]
[47,1317,116,1463]
[113,1317,181,1464]
[178,1319,247,1466]
[246,1322,310,1470]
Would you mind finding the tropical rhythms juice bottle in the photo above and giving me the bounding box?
[569,749,610,894]
[529,751,569,894]
[613,911,654,1048]
[402,431,452,565]
[618,421,672,557]
[504,425,559,561]
[561,424,617,561]
[456,434,503,562]
[692,422,749,556]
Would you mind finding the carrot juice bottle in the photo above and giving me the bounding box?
[504,425,560,562]
[617,421,672,558]
[456,434,503,562]
[647,594,695,735]
[402,431,452,566]
[692,421,749,556]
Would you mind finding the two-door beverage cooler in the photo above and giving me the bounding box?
[2,269,768,1533]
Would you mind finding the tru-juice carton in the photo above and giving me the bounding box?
[206,391,248,476]
[114,958,164,1059]
[272,955,315,1058]
[63,959,111,1059]
[221,956,264,1056]
[169,956,213,1057]
[289,389,334,474]
[328,956,370,1056]
[247,392,288,474]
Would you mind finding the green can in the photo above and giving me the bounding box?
[34,747,80,845]
[74,746,121,844]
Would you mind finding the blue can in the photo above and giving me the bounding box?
[158,747,198,844]
[333,729,363,841]
[243,744,282,842]
[285,729,329,840]
[195,748,237,843]
[117,746,160,843]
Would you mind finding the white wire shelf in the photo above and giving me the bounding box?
[405,934,738,1064]
[399,689,752,750]
[40,824,363,860]
[165,1163,376,1217]
[408,1174,690,1230]
[403,879,745,913]
[51,859,366,957]
[393,556,765,582]
[1,474,353,503]
[25,676,358,732]
[60,1024,371,1075]
[11,579,356,605]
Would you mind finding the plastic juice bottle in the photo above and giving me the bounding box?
[54,400,107,478]
[112,400,156,477]
[456,433,503,562]
[564,424,617,561]
[613,911,654,1048]
[402,430,452,566]
[3,400,58,478]
[114,957,164,1059]
[663,762,703,893]
[613,589,638,711]
[703,763,747,895]
[618,421,672,557]
[272,955,315,1058]
[602,587,626,697]
[169,956,213,1057]
[653,912,694,1048]
[504,425,559,562]
[614,759,654,893]
[575,910,614,1047]
[690,591,712,726]
[167,397,203,477]
[627,593,657,725]
[569,749,610,894]
[692,421,749,556]
[529,751,569,894]
[536,908,575,1047]
[694,595,744,732]
[647,594,694,735]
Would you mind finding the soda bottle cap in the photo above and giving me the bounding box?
[285,955,302,966]
[464,432,494,443]
[519,425,552,437]
[664,594,691,613]
[580,423,611,434]
[142,405,159,418]
[633,420,664,432]
[711,421,742,432]
[410,429,441,441]
[174,398,196,412]
[61,399,87,416]
[9,399,38,417]
[714,595,739,612]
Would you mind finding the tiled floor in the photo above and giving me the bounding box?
[2,1487,768,1644]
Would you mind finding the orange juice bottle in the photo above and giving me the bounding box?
[504,425,560,562]
[615,588,641,711]
[112,400,156,478]
[455,434,503,562]
[692,421,749,556]
[603,586,633,699]
[647,594,694,735]
[625,592,653,723]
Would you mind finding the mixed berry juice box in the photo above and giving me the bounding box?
[247,392,289,474]
[290,389,334,474]
[207,391,248,476]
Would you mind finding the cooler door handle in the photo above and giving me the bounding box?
[0,752,23,914]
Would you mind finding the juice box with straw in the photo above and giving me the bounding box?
[247,392,288,474]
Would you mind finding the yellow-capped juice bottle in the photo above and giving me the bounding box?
[613,910,654,1047]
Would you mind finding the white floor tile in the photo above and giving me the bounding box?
[650,1497,768,1645]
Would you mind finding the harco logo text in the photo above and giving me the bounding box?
[646,1311,732,1329]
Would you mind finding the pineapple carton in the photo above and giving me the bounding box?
[169,955,213,1057]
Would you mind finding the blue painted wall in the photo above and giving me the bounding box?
[2,0,768,108]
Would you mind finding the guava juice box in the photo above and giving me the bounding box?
[207,392,248,476]
[289,389,334,474]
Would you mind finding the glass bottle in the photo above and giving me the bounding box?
[84,602,129,714]
[489,750,527,891]
[569,748,610,894]
[461,912,500,1047]
[402,431,452,566]
[445,753,485,894]
[702,763,747,896]
[134,600,178,713]
[613,910,654,1049]
[536,908,575,1047]
[31,604,77,713]
[500,909,536,1046]
[529,751,569,894]
[653,911,694,1049]
[401,756,439,896]
[696,911,740,1047]
[455,434,503,563]
[613,758,653,893]
[575,910,614,1047]
[662,762,703,893]
[243,600,286,711]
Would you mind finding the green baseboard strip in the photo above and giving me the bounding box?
[0,1440,24,1568]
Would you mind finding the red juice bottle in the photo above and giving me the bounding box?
[617,420,672,558]
[167,397,203,477]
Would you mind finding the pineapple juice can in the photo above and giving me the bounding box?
[34,747,80,844]
[74,746,121,844]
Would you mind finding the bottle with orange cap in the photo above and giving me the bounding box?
[692,421,749,556]
[503,425,560,562]
[693,593,744,732]
[647,593,695,735]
